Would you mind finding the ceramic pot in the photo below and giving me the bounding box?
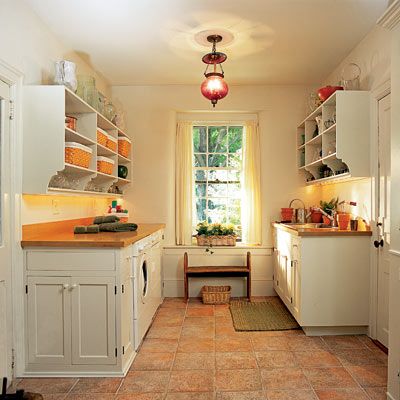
[310,211,323,223]
[118,165,128,179]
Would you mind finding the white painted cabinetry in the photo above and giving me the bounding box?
[273,226,371,335]
[297,91,370,185]
[24,248,134,376]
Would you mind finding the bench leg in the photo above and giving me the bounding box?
[184,274,188,302]
[247,273,251,302]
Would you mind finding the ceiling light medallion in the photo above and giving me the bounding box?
[200,35,229,107]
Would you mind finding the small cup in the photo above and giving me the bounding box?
[350,219,358,231]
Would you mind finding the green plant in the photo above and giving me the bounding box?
[195,222,236,237]
[320,197,339,216]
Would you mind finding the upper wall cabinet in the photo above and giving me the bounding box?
[297,91,370,185]
[23,86,132,197]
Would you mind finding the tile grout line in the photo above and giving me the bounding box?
[162,298,188,399]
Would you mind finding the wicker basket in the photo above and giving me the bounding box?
[97,128,108,147]
[106,134,117,152]
[202,285,231,304]
[196,235,237,247]
[118,136,131,158]
[65,142,92,169]
[97,156,114,175]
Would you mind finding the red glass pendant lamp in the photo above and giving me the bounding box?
[200,34,229,107]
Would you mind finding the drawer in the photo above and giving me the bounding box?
[26,250,116,271]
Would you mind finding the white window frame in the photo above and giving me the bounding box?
[192,124,244,235]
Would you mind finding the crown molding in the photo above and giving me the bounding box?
[377,0,400,30]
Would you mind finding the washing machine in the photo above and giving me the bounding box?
[132,232,163,350]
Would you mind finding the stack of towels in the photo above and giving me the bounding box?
[74,215,138,234]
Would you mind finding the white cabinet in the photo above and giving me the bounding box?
[24,248,135,376]
[273,225,370,335]
[71,277,116,365]
[27,277,71,365]
[297,91,370,185]
[23,86,132,197]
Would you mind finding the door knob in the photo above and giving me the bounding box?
[374,239,384,248]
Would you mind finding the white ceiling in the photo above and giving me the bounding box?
[24,0,388,86]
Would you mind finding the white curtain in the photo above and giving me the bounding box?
[175,121,194,245]
[242,121,262,245]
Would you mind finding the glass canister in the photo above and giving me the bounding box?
[76,75,98,109]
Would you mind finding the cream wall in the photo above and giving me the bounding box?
[112,84,321,295]
[319,26,391,220]
[0,0,114,224]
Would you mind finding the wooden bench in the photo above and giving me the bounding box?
[183,252,252,301]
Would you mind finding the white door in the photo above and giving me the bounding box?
[0,80,12,381]
[376,93,391,348]
[71,276,116,365]
[27,276,72,365]
[121,274,134,359]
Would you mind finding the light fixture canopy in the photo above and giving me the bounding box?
[200,35,229,107]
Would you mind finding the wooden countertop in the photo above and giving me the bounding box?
[21,218,165,248]
[273,222,372,237]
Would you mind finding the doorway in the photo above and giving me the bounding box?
[375,93,391,348]
[0,78,13,381]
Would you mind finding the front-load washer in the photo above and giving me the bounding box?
[131,233,162,350]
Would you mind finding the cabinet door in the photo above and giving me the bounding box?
[27,276,71,365]
[121,275,134,359]
[71,277,116,365]
[290,242,301,317]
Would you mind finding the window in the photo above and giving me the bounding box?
[193,125,243,238]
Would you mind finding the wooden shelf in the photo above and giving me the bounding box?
[297,91,370,186]
[65,127,95,146]
[23,86,133,196]
[47,187,121,198]
[97,143,117,157]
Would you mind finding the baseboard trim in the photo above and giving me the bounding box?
[302,326,368,336]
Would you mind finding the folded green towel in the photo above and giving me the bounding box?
[99,222,138,232]
[74,226,87,234]
[86,224,100,233]
[74,225,100,234]
[93,215,120,225]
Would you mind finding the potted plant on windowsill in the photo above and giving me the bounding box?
[195,222,237,247]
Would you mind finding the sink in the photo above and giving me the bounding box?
[282,223,337,230]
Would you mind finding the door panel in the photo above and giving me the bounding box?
[27,276,71,365]
[0,80,12,380]
[121,275,134,359]
[376,93,391,347]
[71,277,116,365]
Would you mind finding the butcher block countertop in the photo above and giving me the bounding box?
[273,222,372,237]
[21,218,165,248]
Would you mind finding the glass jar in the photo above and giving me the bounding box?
[76,75,98,108]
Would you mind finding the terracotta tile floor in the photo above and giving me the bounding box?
[10,297,388,400]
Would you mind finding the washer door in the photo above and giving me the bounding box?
[140,255,150,304]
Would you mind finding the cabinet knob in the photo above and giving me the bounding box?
[71,284,77,289]
[63,284,69,290]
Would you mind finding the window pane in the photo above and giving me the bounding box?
[194,154,206,167]
[228,198,241,208]
[227,170,240,182]
[196,198,207,223]
[228,183,241,198]
[208,199,227,223]
[208,170,227,183]
[193,126,207,152]
[228,206,241,225]
[228,154,241,169]
[208,154,227,167]
[207,183,227,197]
[208,126,227,153]
[195,183,207,197]
[195,170,206,182]
[228,126,243,153]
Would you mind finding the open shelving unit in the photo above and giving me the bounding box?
[23,86,132,196]
[297,90,370,185]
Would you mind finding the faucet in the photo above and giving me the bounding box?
[306,207,337,227]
